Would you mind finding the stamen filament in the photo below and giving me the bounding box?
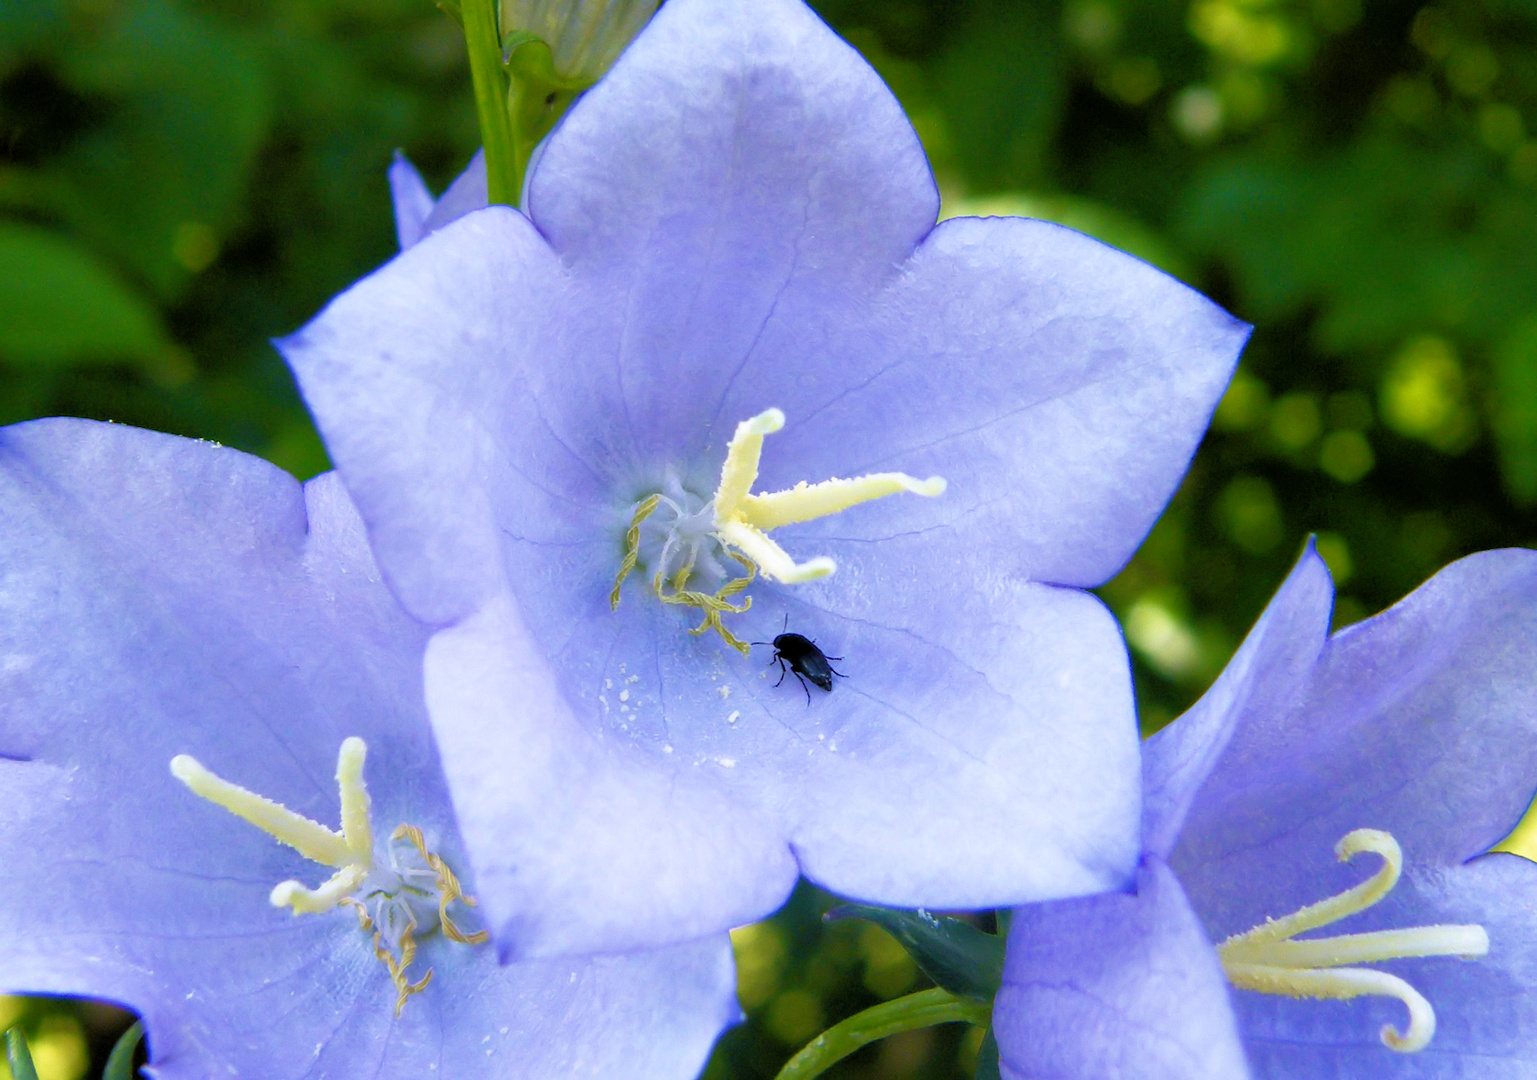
[1215,827,1489,1055]
[170,754,351,868]
[740,473,947,531]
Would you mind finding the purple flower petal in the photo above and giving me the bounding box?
[419,150,489,240]
[0,419,739,1080]
[1142,543,1333,857]
[389,151,435,250]
[997,858,1250,1080]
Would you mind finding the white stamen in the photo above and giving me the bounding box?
[1216,828,1489,1054]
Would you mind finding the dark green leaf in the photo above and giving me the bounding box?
[973,1027,1001,1080]
[828,904,1005,1002]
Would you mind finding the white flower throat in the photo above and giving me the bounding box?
[171,738,488,1015]
[611,408,946,652]
[1217,828,1488,1053]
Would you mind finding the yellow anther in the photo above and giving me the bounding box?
[1217,828,1489,1054]
[170,753,354,869]
[374,922,433,1017]
[393,825,490,946]
[611,493,662,610]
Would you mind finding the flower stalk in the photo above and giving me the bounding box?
[461,0,521,206]
[773,988,991,1080]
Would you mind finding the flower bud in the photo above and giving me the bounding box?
[500,0,659,83]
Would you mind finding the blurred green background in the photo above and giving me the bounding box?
[3,0,1536,1074]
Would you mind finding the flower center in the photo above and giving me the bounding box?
[610,407,946,652]
[1216,828,1488,1053]
[170,737,488,1015]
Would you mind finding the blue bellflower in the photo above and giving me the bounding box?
[281,0,1249,959]
[0,419,739,1080]
[996,543,1537,1079]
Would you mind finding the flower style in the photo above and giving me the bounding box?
[995,543,1537,1079]
[0,418,738,1080]
[281,0,1248,958]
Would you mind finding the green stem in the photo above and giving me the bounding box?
[460,0,520,206]
[772,988,992,1080]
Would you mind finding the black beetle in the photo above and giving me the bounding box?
[754,617,845,704]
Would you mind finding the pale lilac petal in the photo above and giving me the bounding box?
[1142,543,1333,857]
[389,151,435,250]
[425,595,799,959]
[747,217,1249,588]
[281,207,568,626]
[419,150,489,239]
[996,859,1250,1080]
[523,0,939,461]
[0,419,740,1079]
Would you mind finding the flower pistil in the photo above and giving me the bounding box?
[612,408,945,652]
[171,738,488,1015]
[1217,828,1488,1053]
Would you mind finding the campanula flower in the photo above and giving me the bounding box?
[0,418,739,1080]
[281,0,1249,958]
[996,543,1537,1079]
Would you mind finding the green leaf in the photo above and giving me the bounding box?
[973,1027,1001,1080]
[828,904,1005,1002]
[0,221,173,368]
[1493,313,1537,504]
[103,1021,145,1080]
[5,1027,39,1080]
